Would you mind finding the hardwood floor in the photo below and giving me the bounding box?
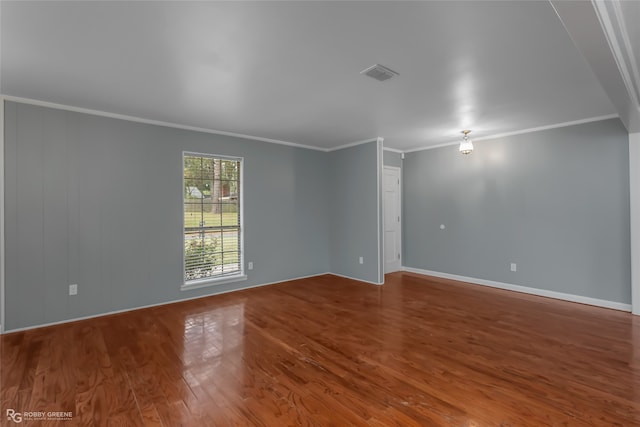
[2,272,640,426]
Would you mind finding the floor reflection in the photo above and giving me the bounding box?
[4,273,640,425]
[181,302,245,410]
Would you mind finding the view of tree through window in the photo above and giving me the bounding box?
[183,153,242,282]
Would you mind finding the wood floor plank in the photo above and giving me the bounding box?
[2,272,640,425]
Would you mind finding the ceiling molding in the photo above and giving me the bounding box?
[1,94,621,156]
[3,1,617,152]
[592,0,640,109]
[403,114,619,154]
[0,94,329,152]
[326,137,379,153]
[550,0,640,132]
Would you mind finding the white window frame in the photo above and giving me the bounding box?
[181,152,246,291]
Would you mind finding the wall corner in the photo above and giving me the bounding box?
[630,132,640,315]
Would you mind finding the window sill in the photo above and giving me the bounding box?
[181,274,247,292]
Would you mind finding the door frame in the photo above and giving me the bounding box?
[383,165,402,273]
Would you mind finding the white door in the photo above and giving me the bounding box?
[384,167,401,273]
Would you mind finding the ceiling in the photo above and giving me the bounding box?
[0,1,618,151]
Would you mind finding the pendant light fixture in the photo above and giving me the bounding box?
[459,130,474,155]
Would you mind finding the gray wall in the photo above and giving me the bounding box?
[403,118,631,304]
[329,140,383,284]
[383,150,402,168]
[4,101,331,331]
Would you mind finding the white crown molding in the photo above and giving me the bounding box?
[0,94,329,152]
[403,266,632,312]
[326,137,379,152]
[592,0,640,109]
[2,95,623,157]
[402,114,620,154]
[0,95,391,154]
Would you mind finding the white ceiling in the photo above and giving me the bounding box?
[0,1,617,151]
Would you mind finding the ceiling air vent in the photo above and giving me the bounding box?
[360,64,399,82]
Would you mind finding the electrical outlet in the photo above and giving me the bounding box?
[69,284,78,295]
[510,263,517,272]
[248,261,254,270]
[359,256,364,264]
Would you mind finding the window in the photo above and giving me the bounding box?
[183,153,244,289]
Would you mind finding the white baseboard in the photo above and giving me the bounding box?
[1,272,329,334]
[329,272,384,286]
[402,266,632,312]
